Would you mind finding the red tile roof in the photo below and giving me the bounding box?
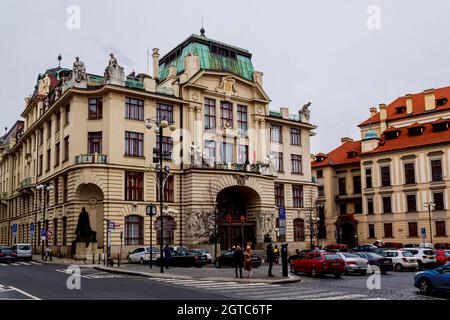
[312,140,362,168]
[359,86,450,127]
[361,123,450,155]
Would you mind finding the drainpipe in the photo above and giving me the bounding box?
[179,84,184,246]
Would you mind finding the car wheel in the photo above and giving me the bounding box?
[335,273,342,278]
[381,269,388,275]
[360,270,367,276]
[140,258,144,265]
[418,279,432,294]
[128,258,132,264]
[395,263,403,272]
[311,267,317,278]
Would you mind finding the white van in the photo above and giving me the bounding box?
[12,244,33,261]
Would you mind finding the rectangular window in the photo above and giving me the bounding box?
[54,142,60,166]
[408,222,418,237]
[156,103,173,123]
[290,128,301,145]
[157,175,174,202]
[46,149,51,171]
[47,121,52,140]
[431,159,443,182]
[380,166,391,187]
[272,152,283,172]
[433,192,445,211]
[275,184,285,207]
[338,177,346,195]
[39,128,44,146]
[88,132,102,154]
[125,216,144,245]
[204,140,216,161]
[436,221,446,237]
[156,136,173,160]
[270,124,282,143]
[125,97,144,121]
[382,196,392,213]
[204,98,216,130]
[65,104,70,125]
[367,199,374,214]
[63,174,68,203]
[354,201,362,214]
[407,194,417,212]
[220,101,233,128]
[125,131,144,157]
[220,142,233,164]
[404,163,416,184]
[125,171,144,201]
[64,136,69,162]
[384,223,393,238]
[62,217,67,246]
[318,185,324,196]
[369,224,375,238]
[365,168,372,188]
[292,185,304,208]
[54,178,59,205]
[317,170,323,179]
[237,105,248,133]
[88,98,103,120]
[353,176,361,194]
[38,154,43,176]
[55,112,61,132]
[238,145,248,164]
[291,154,302,174]
[339,203,347,215]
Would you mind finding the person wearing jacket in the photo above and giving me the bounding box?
[232,246,244,278]
[266,244,275,277]
[244,245,253,278]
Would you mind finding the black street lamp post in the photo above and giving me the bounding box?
[36,183,53,261]
[424,201,435,244]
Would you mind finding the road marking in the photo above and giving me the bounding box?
[30,262,43,265]
[18,262,31,266]
[11,263,20,266]
[316,294,369,300]
[215,284,279,290]
[300,291,348,300]
[6,286,41,300]
[0,264,6,267]
[247,289,330,299]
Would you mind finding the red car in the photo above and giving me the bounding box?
[291,252,345,278]
[435,250,450,266]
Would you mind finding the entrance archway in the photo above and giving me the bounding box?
[217,186,261,250]
[75,183,104,249]
[338,223,357,248]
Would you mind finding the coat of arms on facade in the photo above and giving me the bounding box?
[233,173,249,186]
[216,76,237,97]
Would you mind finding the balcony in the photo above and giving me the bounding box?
[75,154,108,165]
[18,177,35,194]
[190,162,273,175]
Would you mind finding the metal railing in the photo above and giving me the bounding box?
[75,154,108,164]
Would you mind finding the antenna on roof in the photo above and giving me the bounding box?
[58,53,62,68]
[146,46,150,75]
[200,16,205,37]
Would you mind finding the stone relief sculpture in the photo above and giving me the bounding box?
[104,53,125,85]
[74,207,97,247]
[300,102,311,122]
[37,74,51,95]
[216,76,237,97]
[260,154,274,175]
[73,57,87,83]
[257,211,275,235]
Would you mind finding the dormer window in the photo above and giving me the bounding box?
[384,130,400,140]
[408,126,424,137]
[432,122,449,132]
[436,98,448,107]
[395,106,406,114]
[347,151,357,158]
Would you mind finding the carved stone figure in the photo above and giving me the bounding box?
[73,57,87,83]
[216,76,237,96]
[300,102,311,122]
[103,53,125,85]
[104,53,118,81]
[74,207,97,247]
[38,74,51,95]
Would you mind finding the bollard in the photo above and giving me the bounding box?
[92,254,95,264]
[281,243,289,277]
[118,254,120,268]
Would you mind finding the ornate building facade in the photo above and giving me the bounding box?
[0,31,317,258]
[312,87,450,247]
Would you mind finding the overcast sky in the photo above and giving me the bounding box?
[1,0,449,153]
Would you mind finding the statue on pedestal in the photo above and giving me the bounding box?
[300,102,311,122]
[73,57,87,83]
[74,207,97,248]
[104,53,125,85]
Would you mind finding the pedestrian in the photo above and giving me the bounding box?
[233,246,244,278]
[44,245,52,262]
[274,245,280,264]
[266,244,275,277]
[244,245,253,278]
[163,244,172,269]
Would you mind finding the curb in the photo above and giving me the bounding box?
[94,265,301,284]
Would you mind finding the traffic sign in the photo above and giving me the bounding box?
[30,223,35,236]
[146,204,157,216]
[40,228,46,241]
[108,221,115,230]
[11,224,18,236]
[421,227,426,238]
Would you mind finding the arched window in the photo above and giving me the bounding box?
[156,216,176,245]
[125,215,144,245]
[294,219,305,242]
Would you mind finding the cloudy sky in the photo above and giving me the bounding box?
[1,0,449,153]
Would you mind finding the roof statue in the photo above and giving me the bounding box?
[104,53,125,85]
[300,102,311,122]
[37,74,51,96]
[72,57,87,86]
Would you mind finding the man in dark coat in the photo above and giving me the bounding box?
[232,246,244,278]
[267,244,276,277]
[163,244,172,269]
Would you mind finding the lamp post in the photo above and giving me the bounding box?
[35,183,54,261]
[146,117,176,274]
[424,201,435,244]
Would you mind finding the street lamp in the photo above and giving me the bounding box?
[35,183,54,261]
[423,201,435,244]
[146,117,176,274]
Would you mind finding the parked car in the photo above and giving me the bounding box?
[291,252,345,278]
[0,247,17,263]
[128,247,160,264]
[435,250,450,266]
[336,252,369,275]
[383,242,404,250]
[400,248,437,269]
[192,249,213,263]
[414,263,450,294]
[155,250,208,268]
[323,244,348,252]
[11,244,32,261]
[351,244,378,252]
[353,252,393,274]
[418,243,434,249]
[381,250,418,271]
[216,250,262,268]
[435,243,450,250]
[172,246,190,253]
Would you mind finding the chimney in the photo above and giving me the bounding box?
[152,48,160,80]
[168,65,177,78]
[405,94,413,114]
[370,107,377,117]
[424,89,436,111]
[341,137,353,144]
[379,103,387,132]
[280,107,289,119]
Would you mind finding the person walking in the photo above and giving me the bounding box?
[163,244,172,269]
[266,244,275,277]
[233,246,244,278]
[244,245,253,278]
[274,245,280,264]
[44,245,52,262]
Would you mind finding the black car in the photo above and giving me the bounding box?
[217,250,262,268]
[155,250,208,268]
[353,252,393,274]
[0,247,17,263]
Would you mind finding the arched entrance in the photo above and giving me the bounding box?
[217,186,261,250]
[335,214,358,248]
[75,184,104,249]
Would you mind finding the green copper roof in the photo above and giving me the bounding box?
[159,34,255,81]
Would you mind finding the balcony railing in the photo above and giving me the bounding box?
[75,154,108,165]
[190,162,272,175]
[19,177,34,188]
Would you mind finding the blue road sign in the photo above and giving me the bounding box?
[421,227,426,237]
[40,229,46,237]
[12,224,18,236]
[108,221,115,230]
[278,208,286,238]
[30,223,35,236]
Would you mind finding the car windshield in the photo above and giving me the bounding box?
[401,251,414,257]
[423,250,434,255]
[341,253,359,258]
[366,253,382,259]
[443,251,450,257]
[195,249,208,253]
[18,245,31,250]
[324,254,341,260]
[0,248,12,253]
[145,247,159,253]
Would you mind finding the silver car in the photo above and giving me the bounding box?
[12,244,32,261]
[337,252,369,275]
[128,247,160,264]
